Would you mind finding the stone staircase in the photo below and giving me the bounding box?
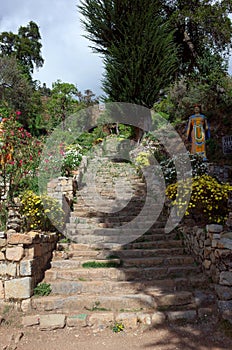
[29,157,217,329]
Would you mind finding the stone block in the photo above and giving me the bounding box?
[39,314,66,330]
[202,259,211,270]
[5,277,32,299]
[219,238,232,250]
[215,285,232,300]
[137,313,152,325]
[0,238,6,248]
[66,314,88,327]
[151,312,166,325]
[22,315,40,327]
[21,298,32,313]
[115,313,138,329]
[6,246,24,261]
[7,233,33,245]
[218,300,232,317]
[0,262,17,277]
[88,312,114,328]
[167,310,196,321]
[220,271,232,286]
[207,224,223,233]
[0,251,5,260]
[20,260,34,276]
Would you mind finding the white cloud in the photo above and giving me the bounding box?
[0,0,105,97]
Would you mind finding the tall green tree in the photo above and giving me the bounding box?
[160,0,232,76]
[79,0,177,108]
[46,80,81,130]
[0,21,44,79]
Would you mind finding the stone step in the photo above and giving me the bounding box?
[54,247,186,260]
[65,234,141,245]
[51,259,121,269]
[122,255,195,268]
[45,277,208,296]
[124,240,183,249]
[51,255,193,269]
[44,265,200,282]
[31,293,155,313]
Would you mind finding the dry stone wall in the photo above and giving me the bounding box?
[180,224,232,322]
[0,230,57,302]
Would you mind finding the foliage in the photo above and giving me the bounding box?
[112,322,124,333]
[160,153,208,185]
[34,282,52,296]
[166,175,232,224]
[82,260,121,268]
[161,0,232,76]
[79,0,177,108]
[135,152,151,168]
[153,74,232,123]
[0,112,43,201]
[46,80,81,130]
[20,190,65,232]
[0,21,44,78]
[61,144,83,176]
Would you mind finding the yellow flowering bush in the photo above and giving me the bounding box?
[135,151,151,168]
[20,190,65,232]
[166,175,232,224]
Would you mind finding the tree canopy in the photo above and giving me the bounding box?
[159,0,232,76]
[0,21,44,79]
[79,0,178,108]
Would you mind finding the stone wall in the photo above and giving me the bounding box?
[208,163,232,184]
[0,230,57,302]
[180,224,232,322]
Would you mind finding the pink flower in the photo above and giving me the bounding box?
[16,111,21,116]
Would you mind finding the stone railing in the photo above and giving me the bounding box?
[180,224,232,322]
[0,230,57,304]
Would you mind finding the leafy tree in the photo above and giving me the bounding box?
[79,0,177,108]
[46,80,81,130]
[160,0,232,76]
[0,56,32,113]
[0,56,44,132]
[0,21,44,79]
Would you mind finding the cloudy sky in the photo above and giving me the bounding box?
[0,0,232,100]
[0,0,104,97]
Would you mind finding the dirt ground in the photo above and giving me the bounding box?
[1,317,232,350]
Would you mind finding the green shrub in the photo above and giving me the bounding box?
[34,282,52,296]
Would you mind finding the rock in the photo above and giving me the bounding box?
[39,314,66,330]
[215,285,232,300]
[22,315,40,327]
[5,277,32,299]
[167,310,197,321]
[207,224,223,233]
[88,312,114,329]
[220,271,232,286]
[7,233,33,245]
[151,312,166,325]
[137,313,152,325]
[115,313,138,329]
[21,299,32,313]
[66,314,88,327]
[6,246,24,261]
